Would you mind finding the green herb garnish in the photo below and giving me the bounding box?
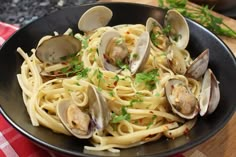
[111,106,131,123]
[147,115,157,129]
[77,67,90,78]
[135,69,159,90]
[129,99,143,107]
[158,0,236,38]
[115,59,129,70]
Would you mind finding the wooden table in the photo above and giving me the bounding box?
[99,1,236,156]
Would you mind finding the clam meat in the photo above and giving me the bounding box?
[165,9,190,50]
[166,45,187,75]
[99,30,150,74]
[146,9,190,51]
[146,17,170,51]
[165,79,199,119]
[57,85,111,138]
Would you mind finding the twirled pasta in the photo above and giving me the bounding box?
[17,24,199,153]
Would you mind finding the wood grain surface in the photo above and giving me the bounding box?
[99,1,236,156]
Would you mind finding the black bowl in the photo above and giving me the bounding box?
[0,2,236,157]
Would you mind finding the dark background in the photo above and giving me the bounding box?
[0,0,235,27]
[0,0,97,26]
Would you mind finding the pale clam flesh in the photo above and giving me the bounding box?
[165,79,199,119]
[164,9,190,50]
[56,85,110,138]
[99,30,150,75]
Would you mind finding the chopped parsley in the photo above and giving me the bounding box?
[109,91,114,97]
[115,59,129,70]
[135,69,159,90]
[129,99,143,107]
[111,106,131,123]
[75,34,88,49]
[147,115,157,129]
[77,67,90,79]
[115,37,123,45]
[150,31,160,47]
[162,23,172,35]
[113,75,119,82]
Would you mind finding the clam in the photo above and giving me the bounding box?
[78,6,113,33]
[56,85,111,138]
[98,30,150,74]
[98,30,128,72]
[165,79,199,119]
[164,9,190,50]
[199,69,220,116]
[129,31,150,74]
[36,35,81,64]
[146,17,170,51]
[166,45,187,75]
[186,49,209,79]
[146,10,189,50]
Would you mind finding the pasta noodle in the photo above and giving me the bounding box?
[17,24,200,152]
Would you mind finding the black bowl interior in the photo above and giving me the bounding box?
[0,2,236,157]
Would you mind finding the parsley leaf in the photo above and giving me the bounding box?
[130,99,143,107]
[115,59,129,70]
[77,68,90,78]
[147,115,157,129]
[158,0,236,38]
[111,106,131,123]
[135,69,159,90]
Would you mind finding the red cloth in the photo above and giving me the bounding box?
[0,21,184,157]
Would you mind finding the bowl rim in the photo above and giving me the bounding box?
[0,2,236,157]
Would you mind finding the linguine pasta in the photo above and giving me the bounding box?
[17,24,199,153]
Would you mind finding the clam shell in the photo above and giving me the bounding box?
[88,85,111,130]
[165,79,199,119]
[78,6,113,32]
[98,30,122,72]
[186,49,209,79]
[56,100,93,139]
[146,17,169,51]
[165,9,190,50]
[36,35,81,64]
[167,45,187,75]
[199,69,220,116]
[56,85,110,138]
[207,69,220,114]
[130,31,150,75]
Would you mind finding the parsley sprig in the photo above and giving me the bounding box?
[60,55,90,78]
[158,0,236,38]
[111,106,131,123]
[135,69,159,90]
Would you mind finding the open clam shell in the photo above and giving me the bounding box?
[130,31,150,74]
[56,85,110,139]
[199,69,220,116]
[186,49,209,79]
[167,45,187,75]
[165,79,199,119]
[35,35,81,64]
[78,6,113,33]
[98,30,125,72]
[99,30,151,75]
[88,84,111,129]
[165,9,190,50]
[146,17,170,51]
